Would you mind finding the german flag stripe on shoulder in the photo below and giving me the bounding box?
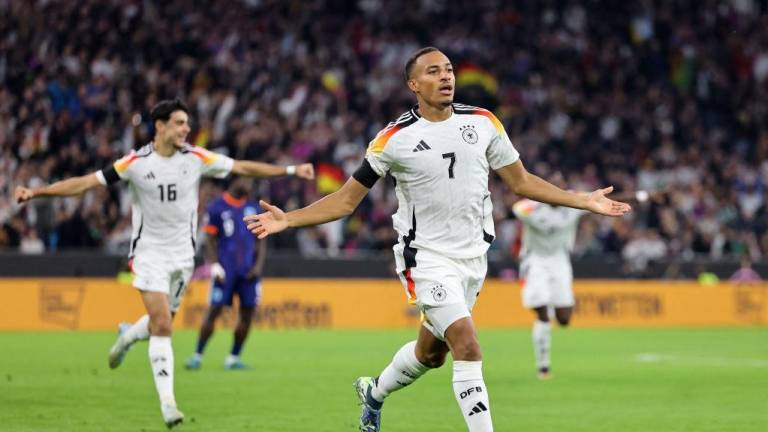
[453,103,506,136]
[367,111,418,153]
[513,199,539,217]
[114,151,138,174]
[186,146,219,165]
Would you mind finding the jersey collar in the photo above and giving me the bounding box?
[223,192,246,208]
[410,104,454,122]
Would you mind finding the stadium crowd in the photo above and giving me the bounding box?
[1,0,767,270]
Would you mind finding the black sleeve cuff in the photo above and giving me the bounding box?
[101,165,121,185]
[352,159,381,189]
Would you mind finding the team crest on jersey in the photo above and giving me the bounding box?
[430,283,447,302]
[460,125,478,144]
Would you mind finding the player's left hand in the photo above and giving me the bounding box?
[245,268,261,279]
[244,200,289,239]
[584,186,632,217]
[295,163,315,180]
[14,186,34,203]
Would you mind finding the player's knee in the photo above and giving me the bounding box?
[555,308,572,326]
[420,351,448,369]
[534,307,549,322]
[238,307,255,323]
[451,339,482,361]
[149,314,172,336]
[206,306,223,322]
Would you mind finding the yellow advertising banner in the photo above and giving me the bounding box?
[0,278,766,331]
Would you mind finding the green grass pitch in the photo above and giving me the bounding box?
[0,328,766,431]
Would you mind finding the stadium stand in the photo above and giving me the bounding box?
[1,0,767,273]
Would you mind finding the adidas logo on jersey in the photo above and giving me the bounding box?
[412,140,432,152]
[143,171,156,180]
[467,401,488,416]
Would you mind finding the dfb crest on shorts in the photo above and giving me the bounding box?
[430,283,447,302]
[460,125,478,144]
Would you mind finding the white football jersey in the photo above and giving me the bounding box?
[97,143,234,261]
[513,199,585,258]
[366,104,519,259]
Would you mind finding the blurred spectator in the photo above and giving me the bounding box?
[729,255,763,284]
[19,228,45,254]
[622,229,668,277]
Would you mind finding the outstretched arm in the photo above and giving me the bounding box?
[230,161,314,180]
[496,161,631,216]
[15,173,103,203]
[244,177,369,239]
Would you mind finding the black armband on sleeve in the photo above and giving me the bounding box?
[352,159,381,189]
[101,164,121,185]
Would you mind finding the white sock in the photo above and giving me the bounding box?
[148,336,176,407]
[532,320,551,371]
[453,360,493,431]
[371,341,430,403]
[123,315,150,346]
[225,354,239,364]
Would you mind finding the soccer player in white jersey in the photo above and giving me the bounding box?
[14,99,314,428]
[244,47,631,432]
[513,171,586,380]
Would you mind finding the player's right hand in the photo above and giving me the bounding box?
[295,163,315,180]
[210,262,226,282]
[14,186,34,203]
[244,200,289,239]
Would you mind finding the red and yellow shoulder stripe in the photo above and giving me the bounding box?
[114,151,138,174]
[453,103,506,136]
[513,199,539,217]
[367,111,418,154]
[186,145,220,165]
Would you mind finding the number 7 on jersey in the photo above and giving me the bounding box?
[442,152,456,179]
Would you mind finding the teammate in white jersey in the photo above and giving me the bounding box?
[513,172,586,380]
[14,99,314,428]
[244,47,631,432]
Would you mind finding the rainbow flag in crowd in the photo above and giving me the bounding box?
[316,162,345,194]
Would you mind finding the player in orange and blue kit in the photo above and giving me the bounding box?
[186,176,266,370]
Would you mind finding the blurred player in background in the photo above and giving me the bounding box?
[186,177,266,370]
[512,172,585,380]
[245,47,630,432]
[14,99,314,428]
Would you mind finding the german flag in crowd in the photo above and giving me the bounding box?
[316,162,345,194]
[456,63,498,95]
